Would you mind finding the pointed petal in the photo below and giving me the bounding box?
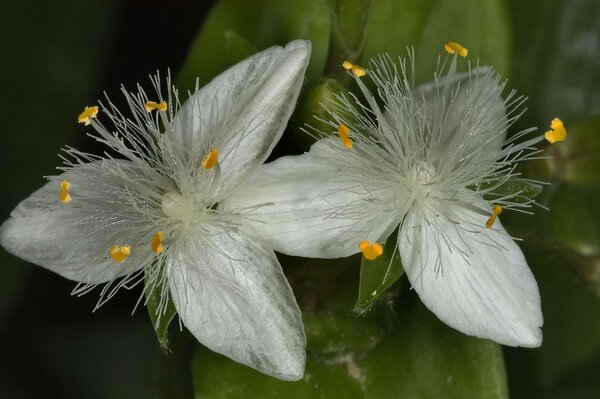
[399,203,543,347]
[170,40,311,198]
[168,222,306,380]
[0,162,149,284]
[221,139,402,258]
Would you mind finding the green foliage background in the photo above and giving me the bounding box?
[0,0,599,398]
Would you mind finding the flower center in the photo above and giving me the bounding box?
[409,161,437,199]
[161,191,192,220]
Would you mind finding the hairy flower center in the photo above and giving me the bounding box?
[161,191,192,220]
[409,161,437,199]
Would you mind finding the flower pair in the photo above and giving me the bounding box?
[0,40,552,380]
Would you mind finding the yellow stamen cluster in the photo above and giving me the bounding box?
[151,231,164,254]
[485,205,503,228]
[444,42,468,58]
[145,101,168,113]
[338,123,353,149]
[342,60,366,77]
[359,240,383,261]
[109,245,131,263]
[59,180,71,204]
[201,148,219,170]
[544,118,567,143]
[77,106,99,126]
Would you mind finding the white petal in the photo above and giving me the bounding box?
[415,66,508,152]
[169,40,311,198]
[399,202,543,347]
[0,162,149,284]
[221,139,402,258]
[168,222,306,380]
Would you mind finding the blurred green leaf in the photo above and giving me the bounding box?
[145,268,178,350]
[224,30,258,65]
[354,231,404,314]
[359,299,508,399]
[192,269,507,398]
[193,346,364,398]
[550,184,600,255]
[544,118,600,185]
[303,306,385,355]
[290,76,350,150]
[326,0,373,78]
[476,178,543,204]
[505,244,600,398]
[508,0,600,125]
[177,0,331,91]
[363,0,511,83]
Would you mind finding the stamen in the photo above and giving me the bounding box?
[359,240,383,261]
[59,180,71,204]
[109,245,131,263]
[444,42,468,57]
[201,148,219,170]
[151,231,164,254]
[342,60,353,70]
[544,118,567,143]
[77,106,99,126]
[145,101,168,113]
[338,123,353,149]
[341,60,366,77]
[485,205,503,228]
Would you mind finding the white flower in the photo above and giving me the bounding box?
[0,40,311,380]
[222,44,554,347]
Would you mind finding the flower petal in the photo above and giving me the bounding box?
[414,66,508,153]
[167,221,306,380]
[170,40,311,198]
[221,139,402,258]
[399,202,543,347]
[0,162,151,284]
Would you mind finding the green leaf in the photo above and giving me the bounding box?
[475,178,543,204]
[359,298,508,399]
[192,288,508,398]
[545,117,600,185]
[192,346,364,398]
[145,268,178,350]
[354,231,404,314]
[504,243,600,398]
[508,0,600,125]
[289,76,350,151]
[362,0,511,83]
[325,0,374,78]
[223,29,258,65]
[176,0,331,91]
[303,306,385,355]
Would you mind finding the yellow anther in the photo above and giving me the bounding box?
[544,117,567,143]
[359,240,383,261]
[151,231,164,254]
[201,148,219,170]
[59,180,71,204]
[444,42,468,58]
[342,60,366,77]
[338,123,353,149]
[351,65,366,77]
[485,205,504,228]
[145,101,168,113]
[342,60,353,70]
[109,245,131,263]
[77,106,99,126]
